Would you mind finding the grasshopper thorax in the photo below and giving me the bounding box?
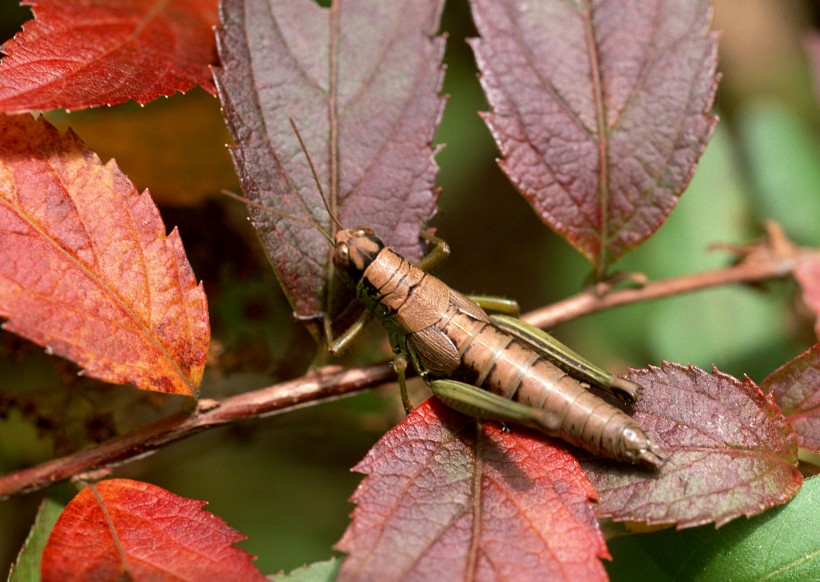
[333,227,385,281]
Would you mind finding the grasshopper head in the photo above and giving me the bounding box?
[334,227,385,280]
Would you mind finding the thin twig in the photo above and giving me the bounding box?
[522,221,815,328]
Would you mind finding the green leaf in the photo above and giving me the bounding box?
[8,498,63,582]
[270,559,340,582]
[607,476,820,581]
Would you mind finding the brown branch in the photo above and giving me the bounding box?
[522,221,816,328]
[0,362,395,500]
[1,223,816,499]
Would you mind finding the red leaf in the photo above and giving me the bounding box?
[469,0,719,274]
[794,257,820,339]
[582,363,802,528]
[0,0,218,113]
[335,399,609,582]
[215,0,445,320]
[41,479,265,581]
[0,114,209,395]
[762,343,820,454]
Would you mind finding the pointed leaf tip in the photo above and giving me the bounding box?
[41,479,265,581]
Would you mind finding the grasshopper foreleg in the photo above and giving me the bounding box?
[326,309,372,356]
[392,351,415,414]
[417,230,450,272]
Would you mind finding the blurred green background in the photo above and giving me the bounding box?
[1,0,820,578]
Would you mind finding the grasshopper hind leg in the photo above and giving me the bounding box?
[490,314,643,404]
[431,379,665,467]
[605,376,644,403]
[429,379,561,434]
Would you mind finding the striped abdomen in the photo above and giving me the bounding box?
[439,310,657,463]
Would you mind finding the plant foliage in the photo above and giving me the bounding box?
[0,0,818,580]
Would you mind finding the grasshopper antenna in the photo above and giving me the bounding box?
[220,188,335,246]
[288,118,353,349]
[288,117,344,232]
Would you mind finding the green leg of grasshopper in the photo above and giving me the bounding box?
[430,379,560,435]
[468,295,520,316]
[326,309,372,355]
[392,351,415,415]
[489,314,642,403]
[418,230,450,272]
[390,331,433,414]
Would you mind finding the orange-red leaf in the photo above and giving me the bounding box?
[41,479,265,581]
[336,399,609,582]
[0,0,218,113]
[0,114,209,395]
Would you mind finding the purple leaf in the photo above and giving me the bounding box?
[582,363,802,528]
[469,0,719,275]
[215,0,445,320]
[762,343,820,454]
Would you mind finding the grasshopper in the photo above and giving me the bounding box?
[329,226,665,466]
[235,123,665,467]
